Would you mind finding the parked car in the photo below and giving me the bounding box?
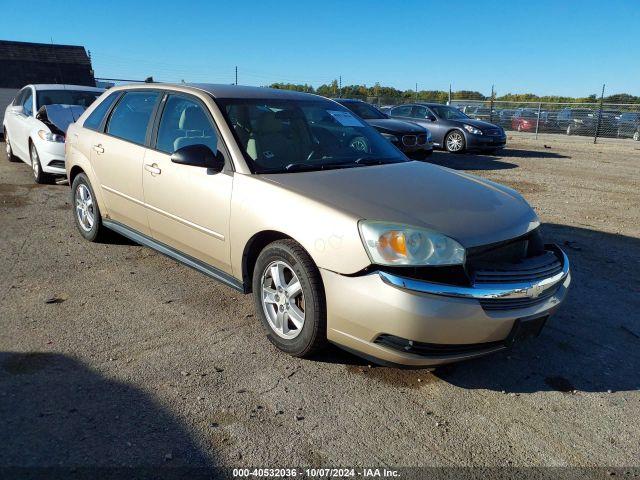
[3,84,104,183]
[467,106,498,123]
[616,112,640,140]
[495,109,516,128]
[388,103,506,153]
[335,99,433,158]
[66,83,570,367]
[555,108,618,136]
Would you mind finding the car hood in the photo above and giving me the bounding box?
[365,118,425,134]
[449,118,501,130]
[261,161,539,248]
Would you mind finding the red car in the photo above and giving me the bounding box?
[511,109,540,132]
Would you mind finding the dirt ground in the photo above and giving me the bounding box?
[0,135,639,472]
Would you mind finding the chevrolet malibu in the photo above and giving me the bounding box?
[65,84,571,367]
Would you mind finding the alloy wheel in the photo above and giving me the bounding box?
[446,132,464,152]
[261,260,305,339]
[634,131,640,142]
[30,144,41,178]
[75,183,95,232]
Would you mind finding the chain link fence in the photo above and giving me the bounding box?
[361,96,640,144]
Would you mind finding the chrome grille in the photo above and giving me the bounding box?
[483,128,502,136]
[473,251,563,284]
[417,134,428,145]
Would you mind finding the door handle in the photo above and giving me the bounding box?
[144,163,161,175]
[92,144,104,154]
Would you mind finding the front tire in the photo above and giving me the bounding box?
[5,131,19,162]
[445,130,466,153]
[30,142,54,184]
[71,173,108,242]
[252,239,327,357]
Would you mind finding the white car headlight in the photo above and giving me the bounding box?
[359,221,465,266]
[463,124,483,135]
[426,130,432,142]
[38,130,65,143]
[380,132,399,143]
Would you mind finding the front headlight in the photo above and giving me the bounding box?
[380,132,399,143]
[463,124,483,135]
[359,221,465,266]
[426,130,433,142]
[38,130,65,143]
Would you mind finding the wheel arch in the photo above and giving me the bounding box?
[241,230,296,293]
[241,230,325,294]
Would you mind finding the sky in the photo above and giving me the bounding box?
[3,0,639,97]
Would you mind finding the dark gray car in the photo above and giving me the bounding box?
[388,103,506,153]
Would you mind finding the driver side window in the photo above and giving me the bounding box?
[155,95,218,155]
[412,106,428,119]
[22,90,33,116]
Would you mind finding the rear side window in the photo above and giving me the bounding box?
[106,91,159,145]
[84,92,120,131]
[155,95,218,154]
[391,105,412,117]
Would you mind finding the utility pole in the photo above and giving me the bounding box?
[594,84,605,144]
[339,75,342,98]
[235,66,238,85]
[490,84,495,123]
[448,83,452,105]
[415,82,418,101]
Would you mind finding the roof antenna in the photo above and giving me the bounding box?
[144,76,154,83]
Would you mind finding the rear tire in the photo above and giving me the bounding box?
[445,130,466,153]
[252,239,327,357]
[5,131,19,162]
[30,142,54,184]
[71,173,108,242]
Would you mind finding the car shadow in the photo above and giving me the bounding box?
[329,224,640,394]
[0,352,216,477]
[429,151,518,170]
[498,148,569,159]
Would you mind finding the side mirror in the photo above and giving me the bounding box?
[170,144,225,172]
[427,115,437,121]
[9,105,23,114]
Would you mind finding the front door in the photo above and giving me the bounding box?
[142,93,232,272]
[91,90,160,235]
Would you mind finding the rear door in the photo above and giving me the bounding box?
[90,90,160,235]
[142,92,233,272]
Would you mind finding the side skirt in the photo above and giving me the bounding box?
[103,219,246,293]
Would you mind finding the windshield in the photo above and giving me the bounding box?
[36,90,102,110]
[219,98,407,174]
[429,105,469,120]
[340,101,386,120]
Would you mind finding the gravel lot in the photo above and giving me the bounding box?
[0,135,639,472]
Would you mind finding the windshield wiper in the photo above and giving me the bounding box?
[354,157,402,166]
[284,162,360,172]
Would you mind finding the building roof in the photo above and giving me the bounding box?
[0,40,95,89]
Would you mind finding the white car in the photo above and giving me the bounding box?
[3,84,104,183]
